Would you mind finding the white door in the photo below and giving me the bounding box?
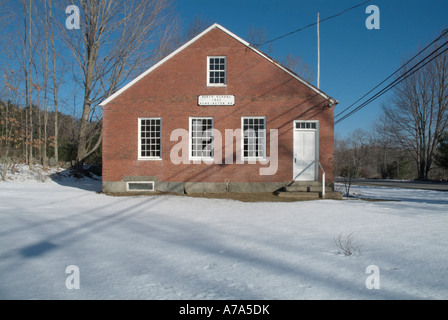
[293,121,318,181]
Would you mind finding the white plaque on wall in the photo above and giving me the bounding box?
[198,95,235,106]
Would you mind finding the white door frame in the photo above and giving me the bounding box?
[293,120,319,181]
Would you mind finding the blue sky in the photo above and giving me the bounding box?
[175,0,448,138]
[2,1,447,140]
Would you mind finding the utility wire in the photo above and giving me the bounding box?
[335,45,448,124]
[335,42,448,125]
[255,0,371,47]
[335,28,448,120]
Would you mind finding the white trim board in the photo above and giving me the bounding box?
[99,23,336,107]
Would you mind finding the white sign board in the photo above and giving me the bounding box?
[198,95,235,106]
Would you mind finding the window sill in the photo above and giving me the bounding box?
[189,157,214,162]
[207,84,227,87]
[242,157,267,162]
[138,157,162,161]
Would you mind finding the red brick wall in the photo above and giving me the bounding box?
[102,27,335,183]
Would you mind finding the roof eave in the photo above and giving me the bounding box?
[100,23,336,106]
[99,23,223,107]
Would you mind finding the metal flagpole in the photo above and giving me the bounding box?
[317,12,320,89]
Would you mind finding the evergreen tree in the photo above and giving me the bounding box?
[434,132,448,170]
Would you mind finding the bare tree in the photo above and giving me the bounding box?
[32,0,67,166]
[17,0,36,168]
[350,129,371,172]
[282,54,314,83]
[381,38,448,180]
[246,25,273,55]
[184,16,211,42]
[335,129,370,195]
[162,16,211,59]
[0,2,8,39]
[31,0,52,168]
[246,27,313,83]
[61,0,176,166]
[373,112,392,178]
[1,67,24,180]
[46,0,64,164]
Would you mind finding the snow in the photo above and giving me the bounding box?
[0,164,62,183]
[0,171,447,300]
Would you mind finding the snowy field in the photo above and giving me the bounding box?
[0,169,447,300]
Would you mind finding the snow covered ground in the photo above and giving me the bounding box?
[0,169,447,300]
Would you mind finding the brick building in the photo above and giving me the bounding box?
[100,24,338,194]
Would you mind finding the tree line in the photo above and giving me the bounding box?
[0,0,180,177]
[0,1,312,180]
[336,30,448,186]
[335,127,448,195]
[0,99,93,172]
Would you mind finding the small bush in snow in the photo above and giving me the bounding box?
[334,232,361,256]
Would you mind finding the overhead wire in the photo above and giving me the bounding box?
[335,28,448,120]
[255,0,371,47]
[335,45,448,124]
[251,1,448,126]
[334,35,448,125]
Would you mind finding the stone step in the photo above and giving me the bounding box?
[285,185,333,193]
[276,190,343,200]
[288,181,323,187]
[276,191,320,200]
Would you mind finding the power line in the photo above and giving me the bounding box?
[256,0,371,47]
[335,28,448,120]
[335,41,448,125]
[335,45,448,125]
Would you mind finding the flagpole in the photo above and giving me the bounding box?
[317,12,320,89]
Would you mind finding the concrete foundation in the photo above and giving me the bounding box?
[184,182,227,194]
[102,179,289,194]
[157,182,185,194]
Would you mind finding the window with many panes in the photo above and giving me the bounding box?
[190,117,214,159]
[208,56,226,86]
[242,117,266,160]
[295,121,317,130]
[139,118,161,159]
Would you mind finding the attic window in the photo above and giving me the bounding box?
[207,56,226,86]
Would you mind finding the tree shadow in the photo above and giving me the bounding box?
[20,241,58,258]
[50,168,102,193]
[1,190,438,299]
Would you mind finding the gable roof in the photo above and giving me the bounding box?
[99,23,337,107]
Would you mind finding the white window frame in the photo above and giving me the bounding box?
[126,181,155,192]
[189,117,214,161]
[138,117,162,160]
[294,120,318,131]
[207,56,227,87]
[241,116,267,161]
